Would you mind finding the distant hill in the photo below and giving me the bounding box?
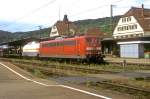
[0,28,51,43]
[74,16,121,37]
[11,28,51,41]
[0,16,121,43]
[0,30,12,43]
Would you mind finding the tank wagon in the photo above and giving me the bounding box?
[22,41,40,57]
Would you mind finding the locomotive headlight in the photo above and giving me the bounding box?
[86,47,95,51]
[86,47,94,50]
[96,47,101,50]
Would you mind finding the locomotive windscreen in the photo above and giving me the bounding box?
[86,37,101,46]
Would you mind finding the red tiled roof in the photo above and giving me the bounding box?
[55,20,78,36]
[124,7,150,31]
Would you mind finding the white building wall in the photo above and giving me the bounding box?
[113,16,144,38]
[50,26,59,37]
[120,44,139,58]
[118,41,148,58]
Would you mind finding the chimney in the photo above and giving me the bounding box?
[142,4,144,9]
[63,14,70,35]
[63,14,69,22]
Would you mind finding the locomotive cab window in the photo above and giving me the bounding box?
[86,37,101,45]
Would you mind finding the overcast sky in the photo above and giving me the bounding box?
[0,0,149,32]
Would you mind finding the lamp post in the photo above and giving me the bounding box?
[110,5,116,34]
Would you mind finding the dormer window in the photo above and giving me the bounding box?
[53,26,56,29]
[127,17,131,22]
[122,16,131,23]
[122,18,126,23]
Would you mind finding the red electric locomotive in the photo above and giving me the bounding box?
[39,35,104,62]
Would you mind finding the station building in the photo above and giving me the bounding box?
[113,5,150,58]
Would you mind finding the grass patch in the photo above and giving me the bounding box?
[33,69,46,78]
[1,57,150,72]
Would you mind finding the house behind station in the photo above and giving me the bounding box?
[50,15,78,38]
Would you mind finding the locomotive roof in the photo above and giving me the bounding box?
[40,35,102,43]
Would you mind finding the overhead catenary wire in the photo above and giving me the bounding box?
[9,23,51,33]
[7,16,57,32]
[69,0,148,18]
[70,0,123,17]
[1,0,122,29]
[1,0,123,32]
[1,0,150,32]
[0,0,57,28]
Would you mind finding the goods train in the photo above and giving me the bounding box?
[0,35,104,63]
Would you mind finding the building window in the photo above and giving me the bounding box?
[127,17,131,22]
[121,27,123,31]
[134,24,137,29]
[136,34,139,37]
[51,32,57,34]
[117,24,137,32]
[122,16,131,23]
[117,27,120,31]
[140,34,143,37]
[53,26,56,29]
[126,26,129,30]
[129,25,132,30]
[131,24,137,29]
[117,27,122,31]
[122,18,126,23]
[130,35,134,37]
[122,36,125,38]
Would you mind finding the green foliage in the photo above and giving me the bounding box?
[0,30,12,43]
[33,69,46,78]
[11,28,51,40]
[74,16,120,36]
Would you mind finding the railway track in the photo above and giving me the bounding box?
[1,58,150,98]
[10,60,116,74]
[0,58,119,74]
[13,63,150,98]
[107,61,150,66]
[105,58,150,67]
[89,81,150,98]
